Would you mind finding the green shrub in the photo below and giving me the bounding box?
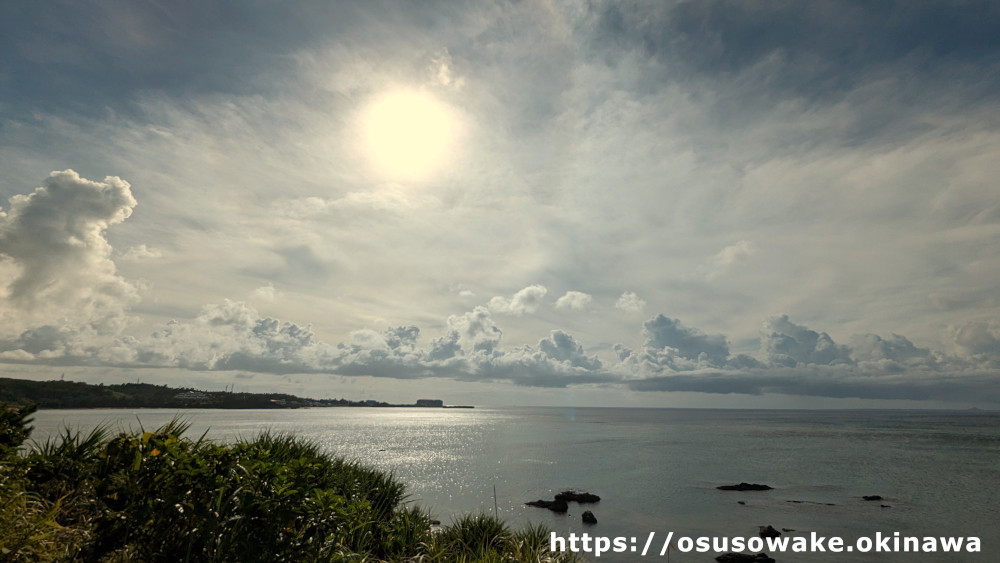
[0,404,36,458]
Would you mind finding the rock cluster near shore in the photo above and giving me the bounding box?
[555,491,601,503]
[717,482,773,491]
[525,490,601,523]
[525,498,568,512]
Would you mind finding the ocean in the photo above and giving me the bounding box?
[28,407,1000,562]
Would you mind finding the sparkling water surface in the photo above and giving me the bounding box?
[29,407,1000,562]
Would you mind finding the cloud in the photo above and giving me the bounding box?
[642,314,729,365]
[760,315,853,367]
[626,368,1000,404]
[538,330,602,371]
[615,291,646,313]
[118,244,162,262]
[250,283,279,302]
[700,240,756,281]
[949,321,1000,366]
[0,175,989,403]
[1,290,998,403]
[488,284,548,316]
[474,330,612,388]
[848,333,942,373]
[555,290,592,311]
[430,48,465,89]
[0,170,140,334]
[444,306,503,355]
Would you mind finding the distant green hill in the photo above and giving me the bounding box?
[0,377,386,409]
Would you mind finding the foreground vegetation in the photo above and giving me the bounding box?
[0,404,579,562]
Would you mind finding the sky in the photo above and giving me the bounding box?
[2,1,1000,408]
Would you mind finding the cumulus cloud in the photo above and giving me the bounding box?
[949,321,1000,366]
[488,284,548,316]
[615,291,646,312]
[643,314,730,365]
[760,315,853,367]
[442,306,503,355]
[0,170,140,334]
[0,290,997,402]
[555,290,592,311]
[474,330,612,387]
[848,333,942,373]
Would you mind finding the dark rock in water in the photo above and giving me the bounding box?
[527,489,599,512]
[759,525,781,539]
[716,553,776,563]
[555,490,601,503]
[863,495,883,501]
[737,501,746,505]
[582,510,597,524]
[525,499,568,513]
[718,482,773,491]
[549,499,568,513]
[881,504,891,508]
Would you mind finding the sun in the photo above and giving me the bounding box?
[361,90,457,182]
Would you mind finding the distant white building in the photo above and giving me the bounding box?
[174,391,208,401]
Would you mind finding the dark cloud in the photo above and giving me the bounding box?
[538,330,603,371]
[642,314,729,365]
[0,2,366,115]
[586,0,1000,153]
[760,315,853,367]
[591,1,1000,100]
[626,368,1000,403]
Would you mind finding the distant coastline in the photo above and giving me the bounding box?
[0,377,472,410]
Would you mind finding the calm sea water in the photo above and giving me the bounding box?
[28,407,1000,562]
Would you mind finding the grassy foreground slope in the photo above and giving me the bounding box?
[0,404,579,562]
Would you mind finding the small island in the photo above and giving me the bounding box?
[0,377,472,410]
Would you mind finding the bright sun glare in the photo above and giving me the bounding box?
[362,90,456,182]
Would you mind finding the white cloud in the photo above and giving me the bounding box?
[446,306,503,354]
[119,244,162,262]
[700,240,756,281]
[250,283,279,302]
[555,290,592,311]
[488,284,548,316]
[0,170,140,335]
[430,48,465,89]
[615,291,646,313]
[949,321,1000,367]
